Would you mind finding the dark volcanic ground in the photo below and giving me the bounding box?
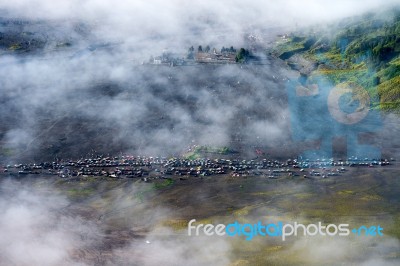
[0,59,290,162]
[1,60,399,164]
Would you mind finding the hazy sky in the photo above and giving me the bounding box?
[2,0,399,21]
[0,0,398,56]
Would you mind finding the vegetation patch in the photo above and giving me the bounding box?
[275,9,400,113]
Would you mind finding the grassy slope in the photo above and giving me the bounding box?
[273,8,400,113]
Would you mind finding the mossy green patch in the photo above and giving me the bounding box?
[9,44,22,50]
[66,187,95,198]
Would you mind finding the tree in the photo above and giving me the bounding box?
[205,45,210,53]
[235,48,250,63]
[187,46,194,59]
[198,45,203,52]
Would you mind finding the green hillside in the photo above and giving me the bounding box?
[274,8,400,113]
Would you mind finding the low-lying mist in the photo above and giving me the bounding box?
[0,51,291,162]
[1,177,399,265]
